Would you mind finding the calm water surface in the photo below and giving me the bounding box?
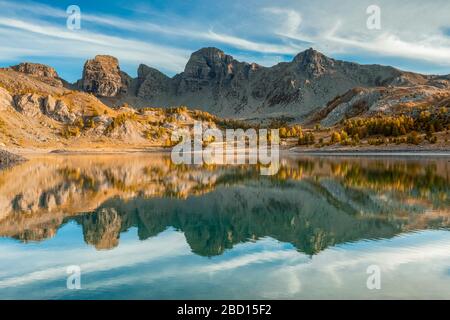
[0,153,450,299]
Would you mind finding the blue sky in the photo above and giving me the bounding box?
[1,0,450,82]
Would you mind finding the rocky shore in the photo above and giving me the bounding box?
[0,149,26,169]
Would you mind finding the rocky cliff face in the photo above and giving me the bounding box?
[136,64,171,100]
[9,92,77,123]
[80,55,130,97]
[170,47,261,115]
[132,47,261,112]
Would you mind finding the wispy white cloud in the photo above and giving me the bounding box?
[326,32,450,65]
[260,0,450,70]
[2,228,450,299]
[0,0,301,56]
[0,0,306,78]
[203,30,299,55]
[0,17,190,72]
[262,7,310,43]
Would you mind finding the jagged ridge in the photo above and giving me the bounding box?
[77,47,449,121]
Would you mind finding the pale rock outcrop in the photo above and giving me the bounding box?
[9,92,77,123]
[43,95,57,114]
[107,119,147,142]
[90,115,112,134]
[92,115,112,126]
[13,93,42,117]
[292,48,333,77]
[0,87,14,111]
[53,100,77,123]
[52,100,76,123]
[321,89,381,127]
[41,95,77,123]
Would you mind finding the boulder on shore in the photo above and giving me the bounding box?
[0,149,26,169]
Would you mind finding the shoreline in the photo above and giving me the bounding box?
[289,150,450,157]
[289,145,450,157]
[7,148,450,158]
[3,144,450,157]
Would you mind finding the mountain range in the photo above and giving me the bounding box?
[3,47,450,124]
[75,47,450,122]
[0,46,449,150]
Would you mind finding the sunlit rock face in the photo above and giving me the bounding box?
[13,93,42,117]
[11,93,77,123]
[11,62,63,87]
[80,55,129,97]
[0,87,14,111]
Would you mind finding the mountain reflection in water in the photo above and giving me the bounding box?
[2,153,450,299]
[0,153,449,256]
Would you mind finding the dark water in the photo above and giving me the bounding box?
[0,153,450,299]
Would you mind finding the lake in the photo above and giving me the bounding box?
[0,153,449,299]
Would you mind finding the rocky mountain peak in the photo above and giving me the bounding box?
[184,47,235,79]
[191,47,227,61]
[293,48,334,76]
[80,55,128,97]
[293,48,326,63]
[61,46,434,121]
[11,62,63,87]
[12,62,59,78]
